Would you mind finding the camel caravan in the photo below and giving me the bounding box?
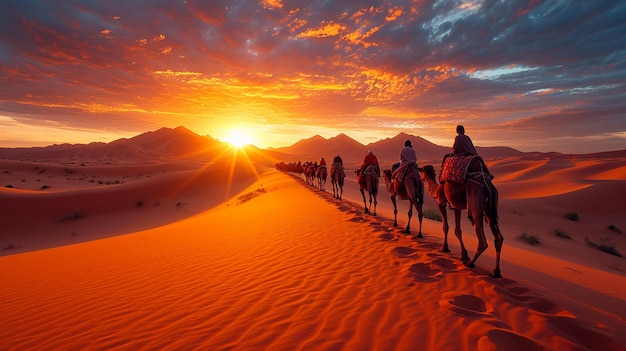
[276,156,344,198]
[275,125,503,278]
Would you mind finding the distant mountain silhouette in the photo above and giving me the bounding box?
[275,131,526,166]
[1,127,622,165]
[0,126,223,161]
[273,133,367,163]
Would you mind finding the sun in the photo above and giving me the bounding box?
[224,128,254,148]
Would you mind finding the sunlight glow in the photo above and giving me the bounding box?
[224,128,256,148]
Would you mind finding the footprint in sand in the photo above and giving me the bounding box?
[477,328,547,351]
[378,233,397,241]
[391,246,418,258]
[429,257,458,271]
[440,291,493,317]
[546,315,625,351]
[408,262,442,282]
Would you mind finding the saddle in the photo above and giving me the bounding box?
[392,162,420,183]
[391,162,420,200]
[330,162,344,178]
[358,164,378,188]
[440,155,492,184]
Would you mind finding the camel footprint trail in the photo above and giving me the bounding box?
[301,179,626,351]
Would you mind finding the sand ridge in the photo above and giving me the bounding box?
[1,170,625,350]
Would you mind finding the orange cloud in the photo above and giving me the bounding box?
[261,0,283,10]
[297,22,345,38]
[385,7,403,21]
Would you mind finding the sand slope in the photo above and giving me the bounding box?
[2,168,625,350]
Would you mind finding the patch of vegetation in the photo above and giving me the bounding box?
[553,229,572,239]
[40,185,50,190]
[423,207,442,222]
[585,237,622,257]
[601,260,625,273]
[5,184,13,188]
[60,210,85,222]
[516,230,541,246]
[607,224,622,234]
[2,243,20,251]
[565,212,579,221]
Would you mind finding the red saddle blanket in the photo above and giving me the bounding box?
[440,155,478,183]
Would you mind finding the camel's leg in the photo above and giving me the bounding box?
[465,213,488,269]
[413,198,423,239]
[369,193,377,216]
[339,185,343,200]
[439,203,451,252]
[391,196,398,227]
[404,203,412,234]
[360,189,369,213]
[453,209,470,261]
[488,219,504,278]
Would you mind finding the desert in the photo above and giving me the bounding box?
[1,127,625,351]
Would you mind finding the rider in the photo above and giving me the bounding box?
[361,150,380,175]
[319,157,327,167]
[452,125,477,156]
[401,139,417,164]
[358,150,380,183]
[392,140,419,181]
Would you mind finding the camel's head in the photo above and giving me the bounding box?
[421,165,437,181]
[383,169,393,181]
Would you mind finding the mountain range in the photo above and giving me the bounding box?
[1,126,624,165]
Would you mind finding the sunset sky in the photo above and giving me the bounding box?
[1,0,624,153]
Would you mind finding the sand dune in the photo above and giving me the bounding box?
[2,167,625,350]
[1,131,625,350]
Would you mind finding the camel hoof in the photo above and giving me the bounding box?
[460,256,470,262]
[364,208,369,214]
[490,269,502,279]
[440,247,451,253]
[464,262,475,268]
[416,233,423,238]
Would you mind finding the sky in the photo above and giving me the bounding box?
[1,0,625,153]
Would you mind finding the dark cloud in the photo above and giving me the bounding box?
[0,0,624,152]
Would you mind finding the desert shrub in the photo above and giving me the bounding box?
[60,210,85,222]
[2,243,19,250]
[585,237,622,257]
[517,230,541,246]
[553,229,572,239]
[565,212,579,221]
[5,184,13,188]
[607,224,622,234]
[41,185,50,190]
[423,207,442,222]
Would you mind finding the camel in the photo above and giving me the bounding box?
[383,164,424,238]
[317,165,327,192]
[356,165,378,215]
[330,161,345,199]
[420,157,503,278]
[304,163,316,186]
